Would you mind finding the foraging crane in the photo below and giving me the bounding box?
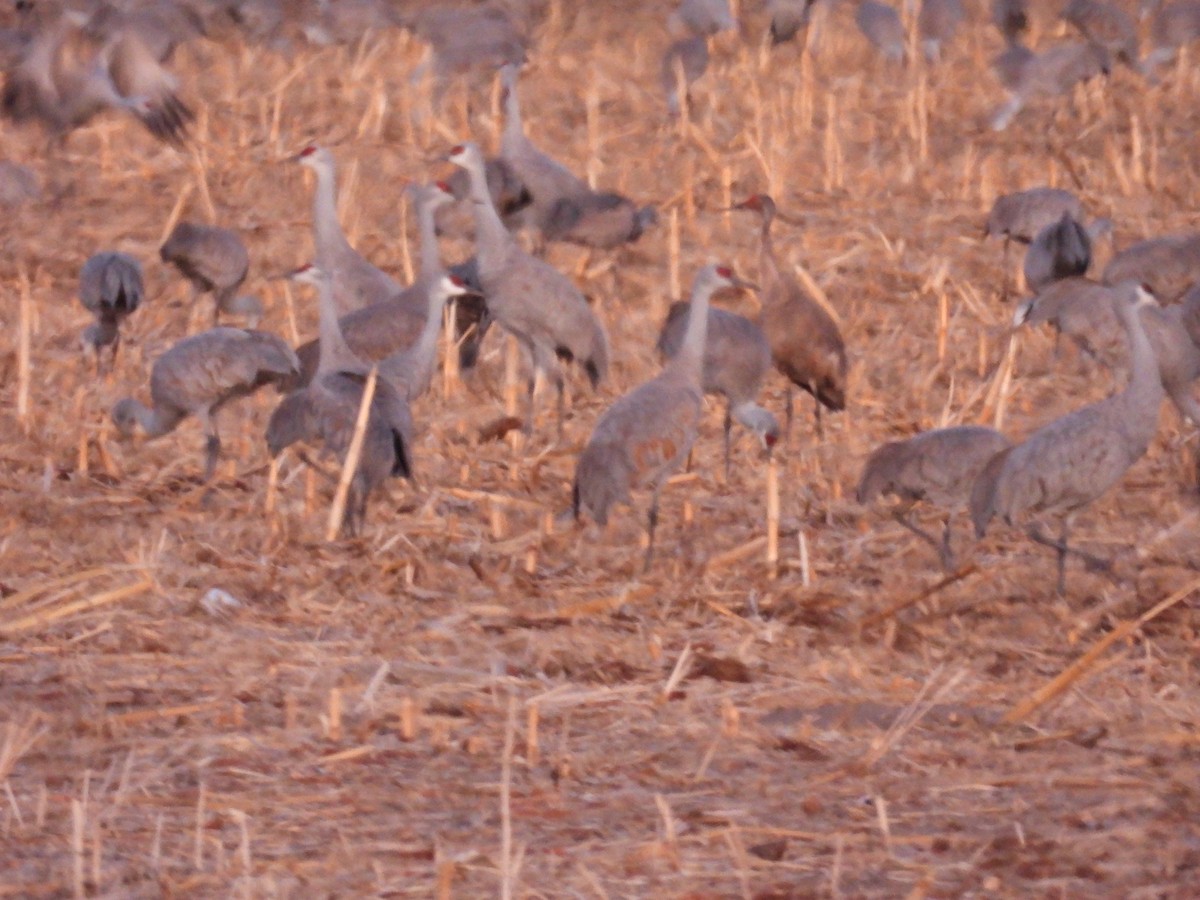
[972,282,1163,595]
[78,251,143,370]
[448,141,610,437]
[855,1,905,63]
[1101,231,1200,303]
[2,2,193,144]
[295,145,401,316]
[112,327,299,481]
[655,301,779,479]
[858,426,1013,571]
[266,264,414,536]
[574,264,754,570]
[988,41,1111,131]
[1016,278,1200,424]
[160,221,262,326]
[986,187,1084,247]
[919,0,965,63]
[732,194,848,440]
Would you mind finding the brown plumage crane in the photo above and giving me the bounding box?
[266,264,414,536]
[574,264,754,570]
[295,145,401,316]
[112,327,299,481]
[655,301,779,479]
[972,282,1163,595]
[732,193,848,440]
[1101,231,1200,303]
[160,221,262,326]
[448,141,609,437]
[78,251,143,370]
[858,425,1012,571]
[2,1,193,144]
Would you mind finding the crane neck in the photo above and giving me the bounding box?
[501,84,524,154]
[673,280,712,382]
[311,162,353,262]
[464,159,511,272]
[315,275,365,376]
[757,212,784,299]
[1120,297,1163,404]
[415,194,445,280]
[131,399,184,439]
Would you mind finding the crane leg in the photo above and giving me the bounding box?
[893,511,950,570]
[1026,522,1115,595]
[723,404,733,483]
[784,387,794,446]
[813,397,824,440]
[555,374,566,441]
[1001,236,1011,302]
[643,496,660,573]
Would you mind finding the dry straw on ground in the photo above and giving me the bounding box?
[2,1,1199,896]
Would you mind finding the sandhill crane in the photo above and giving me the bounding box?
[112,327,299,481]
[1016,278,1200,424]
[78,251,142,370]
[919,0,965,63]
[992,41,1036,93]
[497,64,588,235]
[295,145,401,316]
[767,0,817,45]
[85,0,206,63]
[448,141,609,437]
[160,221,262,326]
[266,264,414,536]
[574,264,753,570]
[992,0,1029,43]
[1101,231,1200,303]
[441,155,532,232]
[284,181,487,390]
[670,0,736,37]
[378,272,476,401]
[858,425,1013,570]
[972,282,1163,595]
[989,41,1111,130]
[1183,282,1200,348]
[0,160,38,207]
[661,34,710,117]
[855,1,906,63]
[1023,212,1102,293]
[2,2,193,144]
[1063,0,1140,68]
[986,187,1084,247]
[732,194,848,440]
[542,191,658,250]
[656,300,778,479]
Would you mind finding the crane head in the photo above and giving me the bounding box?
[446,143,480,170]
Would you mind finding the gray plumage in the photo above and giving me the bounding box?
[855,1,906,64]
[670,0,736,37]
[377,273,474,402]
[993,41,1035,92]
[661,34,709,117]
[1063,0,1140,67]
[733,194,848,439]
[858,425,1013,570]
[448,141,610,437]
[401,3,529,105]
[112,327,299,481]
[919,0,964,63]
[985,189,1084,282]
[656,301,779,480]
[767,0,817,44]
[1101,231,1200,303]
[989,41,1110,131]
[1143,2,1200,76]
[1017,278,1200,424]
[1022,212,1094,293]
[441,156,532,231]
[1183,281,1200,349]
[542,191,658,250]
[973,283,1163,595]
[266,264,414,536]
[78,251,143,365]
[0,159,39,207]
[992,0,1029,43]
[160,220,261,326]
[574,264,751,569]
[295,145,401,316]
[2,3,193,144]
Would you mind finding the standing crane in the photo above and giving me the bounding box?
[112,327,299,481]
[448,141,609,437]
[971,282,1163,595]
[574,264,754,570]
[732,193,848,440]
[78,251,143,371]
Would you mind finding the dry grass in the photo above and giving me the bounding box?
[2,1,1200,896]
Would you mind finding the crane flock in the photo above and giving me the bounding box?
[5,0,1199,598]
